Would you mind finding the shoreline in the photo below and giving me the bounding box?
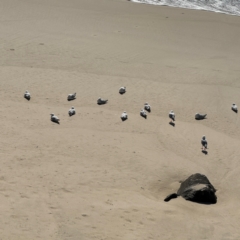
[130,0,240,17]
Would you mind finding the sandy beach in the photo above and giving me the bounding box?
[1,0,240,239]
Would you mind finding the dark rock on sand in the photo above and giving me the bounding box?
[177,173,217,204]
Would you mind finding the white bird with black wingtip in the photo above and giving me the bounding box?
[140,109,147,119]
[69,106,76,116]
[119,86,126,95]
[50,113,60,124]
[144,102,151,113]
[201,135,208,150]
[24,90,31,101]
[121,111,128,121]
[169,110,175,123]
[232,103,238,113]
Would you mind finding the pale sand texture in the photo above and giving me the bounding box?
[1,0,240,239]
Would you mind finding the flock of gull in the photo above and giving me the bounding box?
[24,88,238,153]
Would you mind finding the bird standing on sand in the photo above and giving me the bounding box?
[69,106,76,116]
[97,97,108,105]
[50,113,60,124]
[144,102,151,113]
[121,111,128,121]
[140,109,147,119]
[67,93,76,101]
[169,110,175,123]
[119,86,126,95]
[24,90,31,101]
[232,103,238,113]
[201,136,208,150]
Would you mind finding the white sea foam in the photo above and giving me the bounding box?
[131,0,240,16]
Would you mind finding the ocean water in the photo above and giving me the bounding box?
[131,0,240,16]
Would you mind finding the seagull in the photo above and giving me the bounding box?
[195,113,207,120]
[69,106,76,116]
[97,97,108,105]
[144,102,151,113]
[24,90,31,101]
[121,111,128,121]
[201,135,208,150]
[119,86,126,95]
[67,93,76,101]
[140,109,147,119]
[169,110,175,122]
[50,113,60,124]
[232,103,238,113]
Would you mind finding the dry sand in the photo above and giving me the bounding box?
[1,0,240,239]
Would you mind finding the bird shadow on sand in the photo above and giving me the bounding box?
[67,98,76,102]
[202,150,208,155]
[232,109,238,113]
[195,118,207,121]
[51,120,60,124]
[97,102,107,105]
[169,122,175,127]
[121,118,127,122]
